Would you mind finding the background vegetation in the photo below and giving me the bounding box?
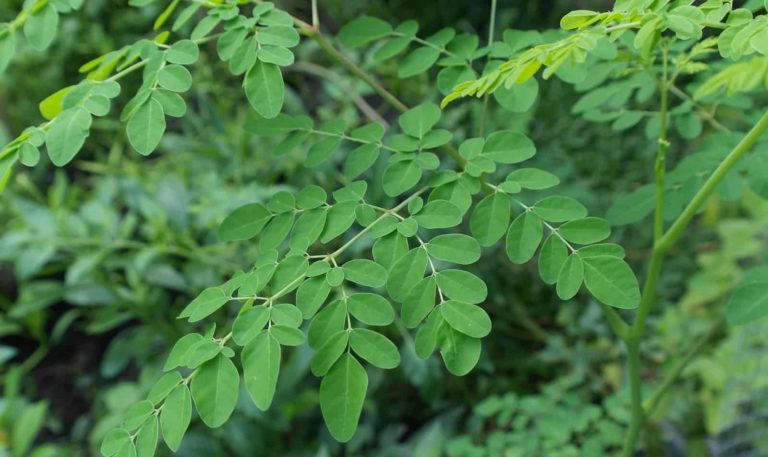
[1,0,767,456]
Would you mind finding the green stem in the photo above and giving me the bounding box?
[657,110,768,253]
[479,0,498,137]
[643,315,724,415]
[622,340,643,457]
[621,50,670,456]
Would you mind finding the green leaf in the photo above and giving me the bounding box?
[347,293,394,326]
[147,372,182,404]
[166,39,199,64]
[387,248,428,302]
[258,26,300,47]
[506,168,560,190]
[402,276,437,328]
[532,196,588,222]
[122,401,154,431]
[556,254,583,300]
[320,354,368,442]
[308,299,347,349]
[342,259,387,288]
[244,61,284,118]
[582,256,640,309]
[325,267,345,287]
[578,243,625,258]
[727,282,768,325]
[482,130,536,164]
[560,10,598,30]
[232,307,270,345]
[471,192,511,246]
[242,332,281,410]
[505,212,543,264]
[494,77,539,113]
[321,201,357,243]
[296,185,327,209]
[296,277,332,319]
[11,401,47,457]
[414,200,463,229]
[184,339,221,369]
[160,385,191,452]
[606,185,655,226]
[310,330,349,377]
[179,287,228,322]
[127,98,165,156]
[0,32,15,74]
[350,328,400,369]
[415,310,443,358]
[344,143,381,179]
[399,47,440,78]
[272,255,308,293]
[158,65,192,92]
[135,415,158,457]
[259,211,293,248]
[24,3,58,50]
[101,428,131,456]
[425,234,480,265]
[218,203,272,241]
[163,333,203,371]
[558,217,611,244]
[383,160,421,197]
[191,354,239,427]
[270,325,305,346]
[338,16,393,48]
[436,270,487,304]
[398,103,441,138]
[439,326,481,376]
[440,300,491,338]
[45,107,92,166]
[538,235,568,285]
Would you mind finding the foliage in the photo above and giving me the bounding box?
[2,0,768,456]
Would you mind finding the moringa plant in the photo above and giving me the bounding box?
[2,0,768,456]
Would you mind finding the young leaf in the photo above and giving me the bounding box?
[471,192,511,246]
[347,293,394,326]
[244,61,284,118]
[532,196,587,222]
[311,330,349,376]
[338,16,393,48]
[350,328,400,369]
[436,270,487,304]
[178,287,228,322]
[320,354,368,442]
[218,203,272,241]
[127,98,165,156]
[342,259,387,288]
[425,234,481,265]
[160,385,191,452]
[46,107,92,166]
[582,256,640,309]
[191,354,239,427]
[387,248,428,302]
[556,254,583,300]
[439,326,481,376]
[398,104,441,138]
[538,235,568,285]
[506,212,543,264]
[440,300,491,338]
[401,276,437,328]
[242,332,281,410]
[414,200,463,229]
[558,217,611,244]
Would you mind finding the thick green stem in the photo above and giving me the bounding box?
[621,51,670,456]
[622,340,643,457]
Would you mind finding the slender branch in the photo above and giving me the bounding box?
[656,110,768,253]
[669,84,731,133]
[479,0,498,136]
[599,303,630,339]
[643,315,724,415]
[311,0,319,30]
[622,340,643,457]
